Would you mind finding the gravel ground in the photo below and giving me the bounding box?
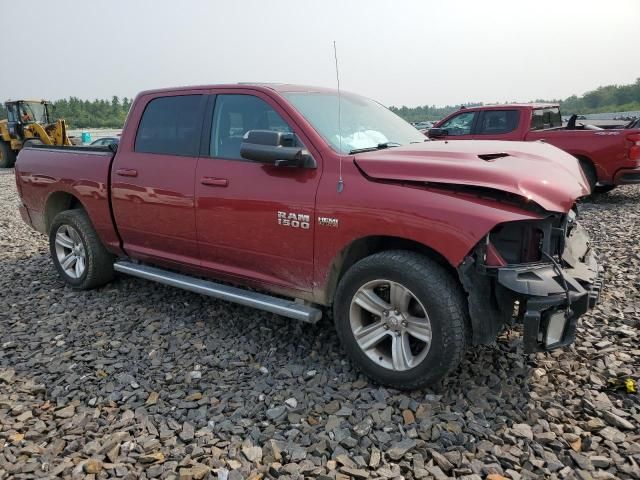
[0,168,638,480]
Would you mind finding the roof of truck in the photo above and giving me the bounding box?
[5,99,49,103]
[239,83,341,93]
[136,83,342,97]
[459,103,559,110]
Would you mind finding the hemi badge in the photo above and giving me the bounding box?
[318,217,339,228]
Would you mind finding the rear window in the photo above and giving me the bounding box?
[530,107,562,130]
[135,95,203,156]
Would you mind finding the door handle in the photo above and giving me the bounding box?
[201,177,228,187]
[115,168,138,177]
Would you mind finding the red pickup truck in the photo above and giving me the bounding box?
[15,84,601,389]
[429,104,640,193]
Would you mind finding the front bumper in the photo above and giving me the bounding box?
[613,166,640,185]
[496,224,601,353]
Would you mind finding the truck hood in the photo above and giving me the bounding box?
[353,140,589,213]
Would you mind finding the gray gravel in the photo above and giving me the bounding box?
[1,168,639,479]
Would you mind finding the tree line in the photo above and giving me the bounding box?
[555,78,640,115]
[2,79,639,126]
[390,78,640,122]
[0,96,132,128]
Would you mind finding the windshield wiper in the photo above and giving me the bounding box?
[349,142,402,155]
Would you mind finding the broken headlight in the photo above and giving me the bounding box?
[484,216,566,266]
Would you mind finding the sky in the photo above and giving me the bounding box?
[1,0,638,107]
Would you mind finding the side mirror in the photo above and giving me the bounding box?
[240,130,316,168]
[427,128,448,138]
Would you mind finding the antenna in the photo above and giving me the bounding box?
[333,41,344,193]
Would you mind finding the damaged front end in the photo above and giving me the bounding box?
[458,208,602,353]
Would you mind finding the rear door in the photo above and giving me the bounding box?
[111,92,206,268]
[194,90,322,292]
[472,109,521,140]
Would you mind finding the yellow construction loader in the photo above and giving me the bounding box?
[0,99,72,168]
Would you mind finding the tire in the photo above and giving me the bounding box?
[49,209,114,289]
[578,158,597,194]
[22,139,42,148]
[333,250,468,390]
[594,185,616,194]
[0,141,16,168]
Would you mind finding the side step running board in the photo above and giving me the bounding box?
[113,261,322,324]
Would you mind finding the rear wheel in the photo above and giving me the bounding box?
[49,209,114,289]
[0,141,16,168]
[594,185,616,194]
[333,250,468,390]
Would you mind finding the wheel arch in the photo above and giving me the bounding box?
[573,154,599,184]
[44,191,85,232]
[320,235,458,306]
[573,153,594,168]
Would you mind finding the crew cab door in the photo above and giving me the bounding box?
[111,92,206,268]
[471,109,521,140]
[432,111,477,140]
[195,91,322,292]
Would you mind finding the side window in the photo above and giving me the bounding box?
[7,104,18,122]
[531,107,562,130]
[439,112,476,136]
[135,95,203,156]
[210,95,297,160]
[476,110,519,135]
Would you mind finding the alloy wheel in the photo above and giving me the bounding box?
[349,279,432,371]
[54,225,87,279]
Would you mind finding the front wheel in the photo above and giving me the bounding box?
[333,251,468,390]
[49,209,114,289]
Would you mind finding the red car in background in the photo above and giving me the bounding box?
[429,104,640,193]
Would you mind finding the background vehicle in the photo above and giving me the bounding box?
[0,99,72,168]
[627,117,640,130]
[90,137,120,147]
[411,121,433,130]
[428,104,640,193]
[14,84,600,389]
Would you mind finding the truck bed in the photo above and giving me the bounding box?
[15,145,123,255]
[525,127,640,182]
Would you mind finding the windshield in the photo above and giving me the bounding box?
[283,92,426,154]
[20,102,49,124]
